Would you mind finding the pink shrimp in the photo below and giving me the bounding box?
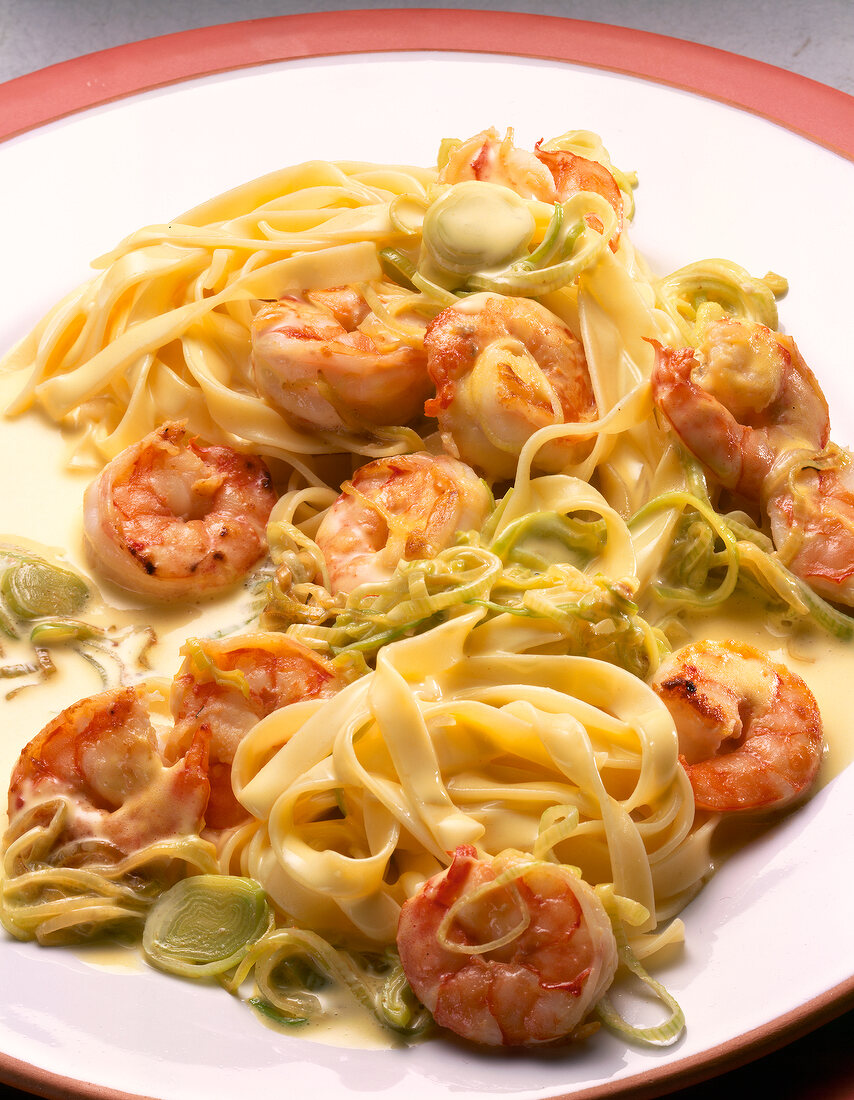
[650,318,854,606]
[251,286,431,433]
[424,292,597,480]
[314,451,492,594]
[534,141,624,250]
[650,318,830,501]
[397,845,618,1046]
[83,422,278,602]
[6,685,210,854]
[165,632,347,830]
[438,128,624,249]
[438,128,557,200]
[650,639,824,813]
[766,452,854,606]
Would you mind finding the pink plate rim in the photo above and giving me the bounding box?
[0,9,852,157]
[0,9,852,1100]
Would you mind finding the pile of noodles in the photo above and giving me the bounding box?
[1,128,818,1040]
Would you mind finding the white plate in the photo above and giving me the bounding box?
[1,15,853,1100]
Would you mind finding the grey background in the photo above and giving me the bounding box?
[0,0,852,94]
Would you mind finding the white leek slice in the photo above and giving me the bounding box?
[142,875,271,978]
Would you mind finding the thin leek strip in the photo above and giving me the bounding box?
[226,927,376,1022]
[378,247,418,289]
[630,491,739,607]
[594,886,685,1046]
[725,517,854,640]
[523,203,567,269]
[490,511,606,567]
[436,863,532,955]
[181,638,251,697]
[411,269,461,307]
[533,805,581,862]
[376,960,433,1034]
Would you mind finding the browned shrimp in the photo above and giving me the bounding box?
[424,293,597,480]
[7,685,210,853]
[650,318,830,501]
[314,451,492,594]
[165,633,347,830]
[251,286,431,433]
[766,455,854,605]
[397,846,618,1047]
[438,128,625,249]
[650,639,824,812]
[83,422,278,601]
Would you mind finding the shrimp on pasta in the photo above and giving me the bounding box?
[651,318,854,606]
[651,639,824,813]
[424,293,597,480]
[651,318,829,500]
[439,127,626,249]
[165,633,349,830]
[397,845,619,1046]
[251,285,432,434]
[314,451,492,593]
[83,422,278,602]
[6,685,210,855]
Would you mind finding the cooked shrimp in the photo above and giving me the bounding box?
[439,128,624,249]
[766,451,854,606]
[314,451,491,595]
[251,286,432,433]
[534,141,624,251]
[165,632,347,830]
[424,292,597,480]
[438,127,557,201]
[651,639,823,813]
[397,845,618,1047]
[651,318,830,500]
[6,685,210,854]
[82,422,277,602]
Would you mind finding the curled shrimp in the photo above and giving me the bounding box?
[439,128,624,249]
[313,451,492,595]
[650,318,830,500]
[439,127,557,200]
[82,422,278,602]
[397,845,618,1047]
[165,632,347,830]
[6,685,210,854]
[424,292,597,480]
[650,639,824,813]
[766,450,854,606]
[251,285,432,433]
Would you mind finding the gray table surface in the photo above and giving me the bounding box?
[0,0,852,94]
[0,3,852,1100]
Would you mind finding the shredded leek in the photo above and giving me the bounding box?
[594,886,685,1046]
[182,638,252,698]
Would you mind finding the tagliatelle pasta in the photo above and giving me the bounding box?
[229,608,696,945]
[0,126,846,1051]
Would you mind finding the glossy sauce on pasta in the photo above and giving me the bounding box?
[1,132,852,1051]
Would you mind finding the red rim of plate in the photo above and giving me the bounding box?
[0,9,852,156]
[0,9,853,1100]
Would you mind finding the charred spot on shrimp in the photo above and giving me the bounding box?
[651,639,823,812]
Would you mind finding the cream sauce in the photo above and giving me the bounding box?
[2,369,853,1051]
[670,596,854,781]
[0,371,263,825]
